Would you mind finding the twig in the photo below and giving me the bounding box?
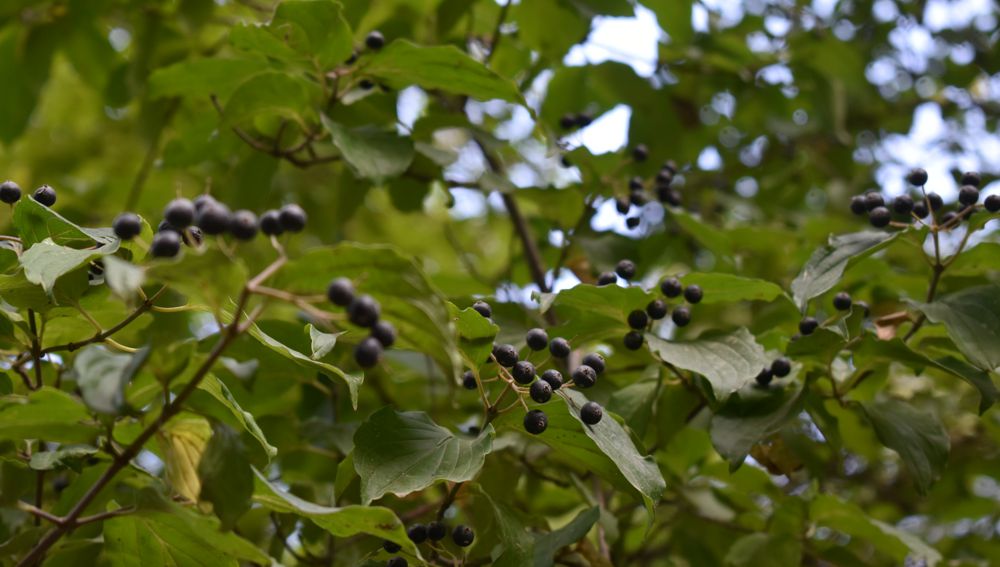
[28,310,42,389]
[483,1,512,65]
[39,287,167,356]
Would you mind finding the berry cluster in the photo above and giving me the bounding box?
[850,169,997,229]
[612,160,682,229]
[795,290,858,338]
[620,273,703,350]
[326,278,397,369]
[0,180,57,206]
[558,111,594,131]
[382,522,473,565]
[754,357,792,387]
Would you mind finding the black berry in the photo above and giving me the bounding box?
[771,358,792,377]
[113,213,142,240]
[671,306,691,327]
[32,185,56,207]
[596,271,617,286]
[278,204,307,232]
[798,317,819,335]
[940,211,957,226]
[383,540,401,553]
[452,525,475,547]
[629,190,647,207]
[571,365,597,388]
[559,114,576,130]
[150,231,181,258]
[628,177,644,191]
[581,353,605,375]
[615,259,636,280]
[906,168,928,186]
[849,195,867,215]
[549,337,571,358]
[407,524,427,544]
[662,159,678,174]
[580,402,603,425]
[512,361,536,384]
[354,337,383,368]
[960,171,981,187]
[833,292,852,311]
[196,202,232,235]
[472,300,492,318]
[660,277,682,298]
[684,284,703,304]
[348,295,381,327]
[985,194,1000,213]
[868,206,891,228]
[158,220,179,233]
[656,168,673,184]
[462,370,477,390]
[525,328,548,351]
[625,216,640,229]
[627,309,648,330]
[623,331,643,350]
[0,181,21,204]
[575,112,593,127]
[193,194,216,212]
[541,369,563,390]
[530,380,552,403]
[755,368,773,386]
[892,195,913,215]
[365,30,385,50]
[958,185,979,206]
[326,277,354,306]
[387,557,407,567]
[615,197,631,214]
[183,226,204,247]
[523,411,547,435]
[371,320,397,347]
[646,299,668,320]
[863,192,884,211]
[926,192,943,211]
[632,144,648,162]
[493,343,518,367]
[229,210,259,240]
[427,522,447,541]
[912,201,929,219]
[260,209,284,236]
[164,198,195,228]
[657,187,682,207]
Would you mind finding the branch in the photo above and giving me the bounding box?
[27,310,42,389]
[39,287,167,356]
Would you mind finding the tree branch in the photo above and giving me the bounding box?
[39,287,167,356]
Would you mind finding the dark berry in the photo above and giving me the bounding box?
[32,185,56,206]
[530,380,552,403]
[525,328,549,351]
[581,353,605,375]
[623,331,643,350]
[580,401,603,425]
[615,259,636,280]
[863,192,884,211]
[512,361,536,384]
[658,187,682,207]
[596,271,617,286]
[229,210,259,240]
[549,337,571,358]
[560,156,571,168]
[472,300,492,318]
[326,277,354,306]
[771,358,792,378]
[798,317,819,336]
[348,294,381,327]
[383,540,402,553]
[628,176,644,191]
[615,197,631,214]
[940,211,957,226]
[660,277,682,298]
[926,192,943,211]
[365,30,385,50]
[427,522,447,541]
[575,112,593,127]
[164,198,195,228]
[113,213,142,240]
[279,204,307,232]
[833,292,852,311]
[849,195,867,215]
[193,194,216,211]
[493,343,518,367]
[259,210,283,236]
[632,144,648,162]
[571,365,597,388]
[683,284,703,304]
[755,368,773,386]
[462,370,477,390]
[671,306,691,327]
[183,226,204,247]
[354,337,383,368]
[961,171,981,187]
[196,202,232,235]
[912,201,929,219]
[630,190,647,206]
[523,410,547,435]
[541,369,563,390]
[559,114,576,130]
[855,301,871,316]
[371,320,396,347]
[958,185,979,206]
[0,181,21,204]
[627,309,648,330]
[158,220,179,233]
[892,195,913,215]
[906,168,928,186]
[868,206,891,228]
[646,299,668,320]
[407,524,427,544]
[985,194,1000,213]
[655,168,673,184]
[625,216,640,229]
[387,557,407,567]
[150,231,181,258]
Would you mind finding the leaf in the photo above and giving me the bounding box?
[21,238,119,294]
[102,255,146,301]
[198,422,253,530]
[252,468,419,558]
[159,415,212,502]
[361,40,524,104]
[531,506,601,566]
[724,533,802,567]
[103,490,269,567]
[12,191,116,248]
[148,58,271,99]
[680,273,787,304]
[450,303,499,368]
[0,387,98,443]
[810,494,942,566]
[538,284,655,343]
[271,0,353,67]
[791,231,898,311]
[647,328,769,401]
[195,374,277,460]
[223,72,313,127]
[73,345,148,415]
[308,324,343,360]
[861,400,949,495]
[352,407,495,504]
[913,284,1000,371]
[646,0,694,45]
[322,115,415,181]
[710,381,807,470]
[28,445,98,472]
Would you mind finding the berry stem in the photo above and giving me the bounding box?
[27,310,42,389]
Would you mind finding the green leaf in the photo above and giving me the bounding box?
[538,284,655,343]
[252,468,419,558]
[913,284,1000,371]
[308,324,343,360]
[791,231,898,311]
[361,40,524,104]
[28,444,98,472]
[646,0,694,45]
[680,273,787,304]
[710,381,807,469]
[0,387,98,443]
[20,238,119,294]
[223,72,313,127]
[74,345,148,415]
[647,328,769,401]
[271,0,353,67]
[724,533,802,567]
[148,58,271,99]
[531,506,601,566]
[861,400,949,495]
[322,115,415,181]
[450,303,499,368]
[102,255,146,301]
[195,374,277,460]
[12,197,115,248]
[352,407,495,504]
[198,422,253,530]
